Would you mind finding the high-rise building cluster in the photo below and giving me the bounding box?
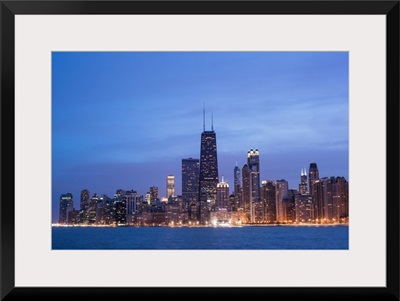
[58,113,349,226]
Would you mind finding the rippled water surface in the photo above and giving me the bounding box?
[52,225,348,250]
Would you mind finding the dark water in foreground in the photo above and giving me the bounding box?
[52,225,348,250]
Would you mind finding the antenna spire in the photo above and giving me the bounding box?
[211,112,214,131]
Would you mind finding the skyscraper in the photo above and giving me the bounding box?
[295,193,314,223]
[233,162,241,210]
[145,192,151,205]
[299,167,308,194]
[241,164,251,216]
[59,193,73,224]
[166,175,175,198]
[276,179,289,222]
[247,149,261,203]
[80,189,90,212]
[198,110,219,223]
[247,149,261,222]
[114,198,127,226]
[332,176,349,221]
[150,186,158,205]
[88,193,98,224]
[80,189,90,224]
[308,162,319,196]
[313,177,333,221]
[182,158,200,218]
[125,190,141,225]
[216,176,229,209]
[284,189,297,222]
[261,180,276,223]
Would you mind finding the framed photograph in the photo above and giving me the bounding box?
[1,0,399,300]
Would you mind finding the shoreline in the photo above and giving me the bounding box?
[52,223,349,228]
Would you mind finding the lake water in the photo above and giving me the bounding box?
[52,225,348,250]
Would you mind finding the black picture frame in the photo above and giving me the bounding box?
[1,1,399,300]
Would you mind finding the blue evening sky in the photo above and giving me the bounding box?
[52,52,348,222]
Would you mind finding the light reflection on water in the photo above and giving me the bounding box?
[52,225,348,250]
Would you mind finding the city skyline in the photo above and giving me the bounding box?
[52,51,348,222]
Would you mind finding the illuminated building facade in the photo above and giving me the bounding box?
[87,193,98,224]
[67,209,80,225]
[199,187,210,223]
[166,175,175,198]
[299,168,308,194]
[247,149,261,223]
[276,179,289,222]
[261,180,277,223]
[313,177,333,221]
[103,197,114,225]
[295,194,314,223]
[242,164,251,215]
[198,113,219,223]
[126,190,141,224]
[284,189,297,222]
[114,197,126,225]
[165,202,180,225]
[145,192,151,205]
[80,189,90,212]
[332,176,349,221]
[95,195,107,224]
[247,149,261,202]
[308,162,319,196]
[182,158,199,217]
[59,193,73,224]
[150,186,158,205]
[229,193,235,211]
[80,189,90,224]
[253,201,264,223]
[216,176,229,209]
[233,163,241,210]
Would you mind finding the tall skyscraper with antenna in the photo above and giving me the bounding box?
[299,167,308,194]
[198,106,219,223]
